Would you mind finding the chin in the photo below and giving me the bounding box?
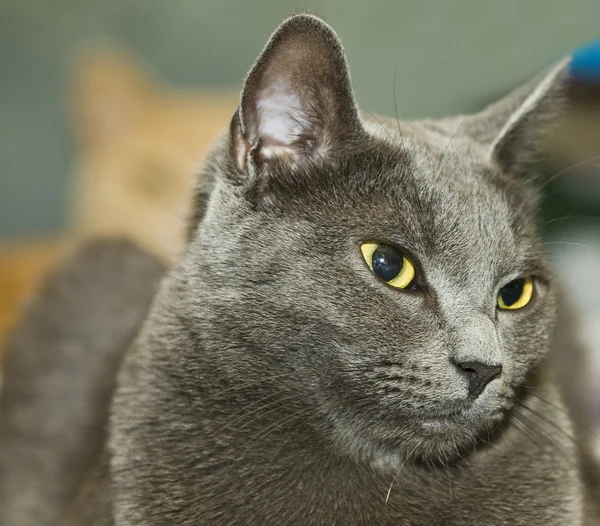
[412,421,497,465]
[331,415,491,473]
[328,384,516,471]
[356,409,513,471]
[410,403,513,466]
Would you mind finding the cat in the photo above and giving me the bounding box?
[2,12,600,526]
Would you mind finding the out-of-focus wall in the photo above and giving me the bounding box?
[2,0,600,239]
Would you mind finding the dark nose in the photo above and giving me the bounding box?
[456,361,502,398]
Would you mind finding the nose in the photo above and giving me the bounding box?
[455,361,502,398]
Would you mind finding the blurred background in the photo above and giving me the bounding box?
[0,0,599,434]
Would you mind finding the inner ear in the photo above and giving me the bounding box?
[489,59,570,176]
[232,14,362,173]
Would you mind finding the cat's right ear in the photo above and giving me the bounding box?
[230,14,363,180]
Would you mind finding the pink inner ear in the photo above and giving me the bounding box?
[234,15,362,173]
[251,79,311,159]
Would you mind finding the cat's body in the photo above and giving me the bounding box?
[0,239,165,526]
[1,13,599,526]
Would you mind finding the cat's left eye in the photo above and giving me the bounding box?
[360,242,416,289]
[497,277,534,310]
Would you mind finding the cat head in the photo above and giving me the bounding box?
[68,44,236,262]
[181,14,576,466]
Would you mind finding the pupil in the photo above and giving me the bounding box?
[500,278,524,306]
[372,244,403,282]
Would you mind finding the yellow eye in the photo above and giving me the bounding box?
[498,277,534,310]
[360,242,416,289]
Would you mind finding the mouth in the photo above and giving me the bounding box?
[327,397,514,470]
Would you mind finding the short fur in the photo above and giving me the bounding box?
[0,239,165,526]
[1,13,598,526]
[107,14,592,525]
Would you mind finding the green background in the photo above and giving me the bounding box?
[2,0,600,239]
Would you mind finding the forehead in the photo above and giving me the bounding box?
[274,120,541,279]
[404,131,520,238]
[311,121,530,227]
[399,138,528,281]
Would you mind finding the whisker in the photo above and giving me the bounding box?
[253,407,307,442]
[435,116,468,179]
[542,215,600,232]
[385,442,419,504]
[542,213,574,228]
[363,108,399,149]
[539,154,600,189]
[523,390,600,443]
[215,371,300,397]
[463,458,489,484]
[511,413,546,450]
[514,412,577,467]
[516,402,582,451]
[221,393,298,434]
[544,241,600,252]
[392,70,406,150]
[478,432,501,451]
[550,215,600,223]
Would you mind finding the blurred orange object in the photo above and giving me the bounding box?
[68,44,237,262]
[0,44,237,352]
[0,241,61,348]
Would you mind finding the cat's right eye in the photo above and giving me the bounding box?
[360,242,416,289]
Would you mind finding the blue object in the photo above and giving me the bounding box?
[569,39,600,82]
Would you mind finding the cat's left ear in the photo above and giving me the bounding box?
[468,57,600,176]
[230,14,363,175]
[487,58,571,176]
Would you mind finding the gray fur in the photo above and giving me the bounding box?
[107,14,592,525]
[0,238,165,526]
[2,13,599,526]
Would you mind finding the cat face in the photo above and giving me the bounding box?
[184,15,568,466]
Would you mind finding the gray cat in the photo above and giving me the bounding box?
[2,12,600,526]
